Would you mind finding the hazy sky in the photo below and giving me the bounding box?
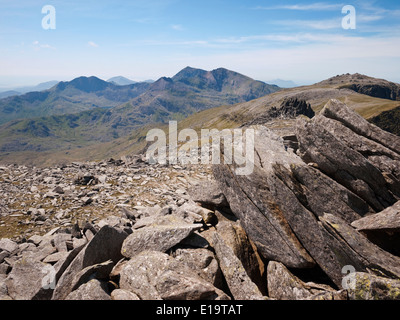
[1,0,400,87]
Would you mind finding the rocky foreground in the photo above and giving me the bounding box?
[1,99,400,300]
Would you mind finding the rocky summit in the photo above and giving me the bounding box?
[1,99,400,300]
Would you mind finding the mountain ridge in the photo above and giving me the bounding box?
[1,71,399,166]
[0,67,280,160]
[0,76,151,125]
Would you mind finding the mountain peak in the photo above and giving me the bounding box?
[56,76,111,93]
[172,67,208,81]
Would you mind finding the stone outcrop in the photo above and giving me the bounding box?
[213,99,400,294]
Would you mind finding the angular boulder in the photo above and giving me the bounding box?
[352,201,400,231]
[65,279,111,300]
[121,215,202,258]
[211,232,266,300]
[52,225,128,300]
[119,250,228,300]
[5,256,54,300]
[171,248,223,288]
[267,261,347,300]
[347,272,400,300]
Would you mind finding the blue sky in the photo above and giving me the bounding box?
[0,0,400,87]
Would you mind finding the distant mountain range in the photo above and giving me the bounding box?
[0,77,152,125]
[1,68,399,166]
[107,76,154,86]
[267,79,298,88]
[0,66,280,156]
[0,81,60,99]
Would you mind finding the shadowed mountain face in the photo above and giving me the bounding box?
[370,106,400,136]
[0,67,280,156]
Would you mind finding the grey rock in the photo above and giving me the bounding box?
[119,250,227,300]
[22,243,56,262]
[53,233,72,252]
[0,251,9,264]
[213,128,353,287]
[296,117,395,212]
[109,259,128,280]
[53,244,86,284]
[97,215,129,229]
[320,99,400,154]
[172,248,223,288]
[267,261,345,300]
[53,186,64,194]
[65,279,111,300]
[352,200,400,231]
[296,100,400,211]
[188,181,229,209]
[5,256,54,300]
[289,163,373,222]
[307,290,348,301]
[52,225,128,300]
[0,239,19,254]
[111,289,140,300]
[42,251,70,264]
[215,220,265,293]
[27,235,43,246]
[72,237,87,249]
[316,112,400,185]
[347,272,400,300]
[121,216,201,258]
[213,162,314,269]
[320,213,400,280]
[211,232,265,300]
[0,275,7,296]
[74,174,98,186]
[174,202,206,224]
[18,242,37,254]
[68,260,114,294]
[0,263,10,275]
[178,231,211,249]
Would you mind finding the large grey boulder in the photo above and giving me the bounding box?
[213,128,354,287]
[352,200,400,231]
[188,181,229,209]
[121,215,202,258]
[0,239,18,254]
[296,116,396,212]
[5,256,54,300]
[52,225,128,300]
[267,261,347,300]
[65,260,114,296]
[319,213,400,279]
[119,250,229,300]
[212,99,400,288]
[65,279,111,300]
[111,289,140,300]
[215,219,265,292]
[347,272,400,300]
[211,232,266,300]
[319,99,400,154]
[171,248,222,288]
[316,113,400,184]
[213,158,315,270]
